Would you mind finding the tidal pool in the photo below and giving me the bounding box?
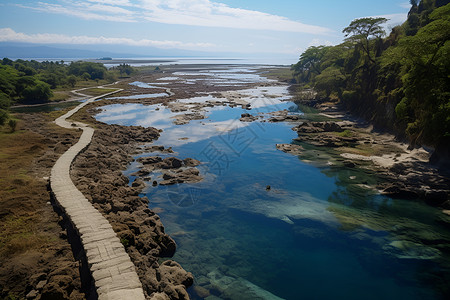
[96,70,449,299]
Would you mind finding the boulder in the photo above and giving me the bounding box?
[183,158,201,167]
[381,183,418,199]
[160,157,183,169]
[138,156,163,165]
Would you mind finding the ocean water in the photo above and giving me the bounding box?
[95,67,449,300]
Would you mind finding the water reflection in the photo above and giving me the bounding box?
[95,71,448,299]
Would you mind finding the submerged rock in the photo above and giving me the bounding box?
[240,113,258,122]
[160,168,202,185]
[206,270,284,300]
[383,240,441,260]
[381,183,419,199]
[160,157,183,169]
[276,143,304,155]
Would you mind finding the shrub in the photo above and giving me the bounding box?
[8,119,17,132]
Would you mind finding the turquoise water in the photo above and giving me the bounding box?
[96,71,449,299]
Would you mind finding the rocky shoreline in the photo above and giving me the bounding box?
[69,116,194,299]
[285,98,450,211]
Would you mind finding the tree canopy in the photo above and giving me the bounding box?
[292,1,450,147]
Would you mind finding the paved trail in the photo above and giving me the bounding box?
[50,88,146,300]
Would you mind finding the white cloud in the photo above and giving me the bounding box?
[398,2,412,9]
[18,0,332,34]
[0,28,215,50]
[86,0,133,5]
[17,1,136,22]
[139,0,331,34]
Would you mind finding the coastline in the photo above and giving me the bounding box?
[2,64,449,299]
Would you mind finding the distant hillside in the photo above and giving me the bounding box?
[0,42,223,59]
[0,43,139,59]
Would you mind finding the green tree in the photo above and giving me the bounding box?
[292,46,331,83]
[0,109,7,126]
[81,72,91,81]
[8,119,17,132]
[68,61,106,80]
[385,3,450,144]
[343,17,388,63]
[67,75,77,87]
[21,81,53,104]
[0,92,11,110]
[117,63,134,76]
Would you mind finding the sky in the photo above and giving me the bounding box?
[0,0,412,60]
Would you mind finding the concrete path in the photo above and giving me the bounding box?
[50,89,146,300]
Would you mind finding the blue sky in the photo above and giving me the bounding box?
[0,0,411,59]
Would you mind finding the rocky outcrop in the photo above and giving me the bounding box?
[294,121,344,133]
[172,112,205,125]
[240,113,258,122]
[276,143,304,155]
[135,155,203,186]
[379,162,450,207]
[71,124,193,299]
[268,110,300,122]
[291,121,359,148]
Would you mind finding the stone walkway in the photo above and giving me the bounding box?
[50,89,146,300]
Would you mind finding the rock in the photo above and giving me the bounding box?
[295,121,343,133]
[193,286,210,298]
[160,168,202,185]
[382,240,441,260]
[159,260,194,287]
[132,178,145,188]
[276,143,303,155]
[26,290,38,299]
[295,123,323,133]
[343,161,356,168]
[118,229,135,247]
[322,122,343,132]
[40,281,69,300]
[240,113,258,122]
[138,156,163,165]
[389,163,408,174]
[131,168,153,177]
[183,158,201,167]
[424,190,449,206]
[173,112,204,125]
[160,157,183,169]
[381,183,418,199]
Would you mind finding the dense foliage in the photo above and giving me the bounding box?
[0,59,135,124]
[292,0,449,147]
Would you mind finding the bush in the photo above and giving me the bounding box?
[0,92,11,110]
[341,90,358,106]
[0,109,8,126]
[21,81,52,104]
[8,119,17,132]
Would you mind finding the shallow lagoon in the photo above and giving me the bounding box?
[96,69,449,299]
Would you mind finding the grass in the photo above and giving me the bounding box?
[50,90,71,102]
[0,113,77,258]
[79,87,121,97]
[0,123,46,257]
[337,129,353,137]
[260,67,293,82]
